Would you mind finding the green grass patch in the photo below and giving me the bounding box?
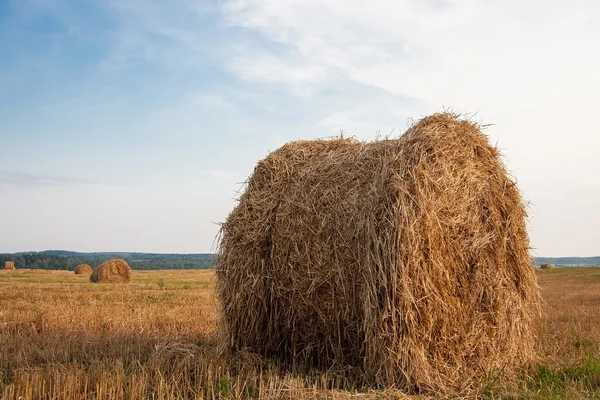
[533,356,600,390]
[523,357,600,398]
[483,357,600,399]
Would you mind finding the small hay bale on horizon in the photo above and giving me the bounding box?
[540,263,552,269]
[90,259,131,283]
[216,112,541,394]
[74,264,93,275]
[4,261,15,270]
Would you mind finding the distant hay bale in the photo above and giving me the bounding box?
[4,261,15,270]
[540,263,552,269]
[90,259,131,283]
[74,264,92,275]
[216,112,541,393]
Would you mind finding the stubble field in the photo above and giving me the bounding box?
[1,268,599,399]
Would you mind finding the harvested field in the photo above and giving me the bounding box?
[0,268,599,399]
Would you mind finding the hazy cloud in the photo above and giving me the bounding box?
[0,170,119,188]
[202,170,239,179]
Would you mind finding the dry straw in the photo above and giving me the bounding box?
[540,264,552,269]
[74,264,92,275]
[90,259,132,283]
[4,261,15,270]
[216,112,541,394]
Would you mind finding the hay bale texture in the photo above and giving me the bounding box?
[90,259,131,283]
[4,261,15,270]
[540,263,552,269]
[216,113,540,393]
[74,264,92,275]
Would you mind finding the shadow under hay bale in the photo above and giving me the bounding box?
[4,261,15,270]
[90,259,131,283]
[216,112,541,394]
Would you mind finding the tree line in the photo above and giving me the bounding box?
[3,252,597,270]
[0,251,215,270]
[535,256,600,266]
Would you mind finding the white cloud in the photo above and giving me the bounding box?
[230,54,329,97]
[221,0,600,110]
[220,0,600,256]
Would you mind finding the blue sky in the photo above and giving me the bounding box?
[1,0,599,256]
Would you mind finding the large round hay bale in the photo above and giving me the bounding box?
[74,264,92,275]
[90,259,131,283]
[216,113,540,393]
[540,263,552,269]
[4,261,15,270]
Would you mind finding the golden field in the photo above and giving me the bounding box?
[1,268,599,399]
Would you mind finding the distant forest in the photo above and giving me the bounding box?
[0,251,215,271]
[1,252,598,271]
[535,257,600,267]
